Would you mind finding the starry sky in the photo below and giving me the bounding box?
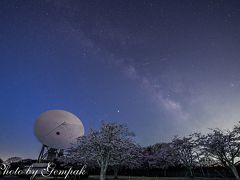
[1,0,240,160]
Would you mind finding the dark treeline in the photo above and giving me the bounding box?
[89,166,237,178]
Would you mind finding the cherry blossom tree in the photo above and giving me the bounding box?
[67,122,139,180]
[143,143,179,176]
[156,143,180,176]
[171,135,199,177]
[110,142,143,179]
[199,128,240,180]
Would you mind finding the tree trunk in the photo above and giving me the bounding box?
[200,166,205,177]
[164,168,167,177]
[114,166,119,179]
[100,165,107,180]
[190,167,193,177]
[230,165,240,180]
[187,167,194,178]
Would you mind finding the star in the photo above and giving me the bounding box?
[230,83,235,88]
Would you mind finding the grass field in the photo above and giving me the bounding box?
[0,176,236,180]
[87,176,235,180]
[33,176,235,180]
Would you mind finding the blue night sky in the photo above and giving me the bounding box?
[1,0,240,160]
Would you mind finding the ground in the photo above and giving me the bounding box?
[0,176,236,180]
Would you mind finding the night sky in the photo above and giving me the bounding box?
[1,0,240,160]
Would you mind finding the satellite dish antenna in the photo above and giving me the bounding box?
[34,110,84,162]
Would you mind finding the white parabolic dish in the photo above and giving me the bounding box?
[34,110,84,149]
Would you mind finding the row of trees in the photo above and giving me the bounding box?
[1,122,240,180]
[62,121,240,180]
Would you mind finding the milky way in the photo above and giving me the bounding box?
[1,0,240,159]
